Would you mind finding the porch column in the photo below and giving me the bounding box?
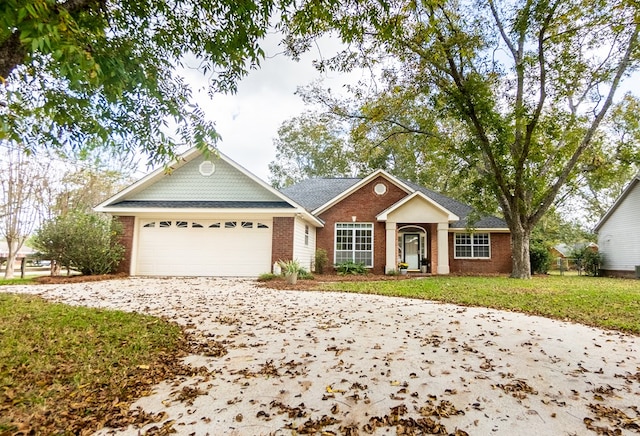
[385,221,397,274]
[436,222,450,275]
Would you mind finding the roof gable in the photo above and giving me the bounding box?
[95,148,324,227]
[594,174,640,232]
[125,154,281,203]
[376,191,459,222]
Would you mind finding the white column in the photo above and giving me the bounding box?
[385,221,397,274]
[437,222,450,275]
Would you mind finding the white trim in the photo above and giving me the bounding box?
[313,169,413,215]
[594,174,639,232]
[376,191,459,222]
[453,232,492,259]
[334,222,374,268]
[449,228,510,233]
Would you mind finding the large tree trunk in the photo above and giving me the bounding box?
[509,225,532,279]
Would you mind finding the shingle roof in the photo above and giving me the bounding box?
[281,177,507,229]
[111,200,294,209]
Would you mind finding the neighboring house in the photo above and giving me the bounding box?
[0,242,36,270]
[549,242,598,271]
[96,148,512,277]
[594,173,640,278]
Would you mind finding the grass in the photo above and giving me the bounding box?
[0,293,193,435]
[0,277,36,286]
[318,275,640,334]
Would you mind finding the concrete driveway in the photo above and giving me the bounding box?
[7,277,640,435]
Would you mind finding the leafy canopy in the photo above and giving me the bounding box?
[1,0,276,162]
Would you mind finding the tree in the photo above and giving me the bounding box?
[268,112,356,188]
[1,0,277,163]
[31,212,124,275]
[281,0,640,278]
[0,144,52,278]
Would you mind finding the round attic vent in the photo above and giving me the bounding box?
[199,160,215,176]
[374,182,387,195]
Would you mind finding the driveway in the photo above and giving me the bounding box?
[7,277,640,435]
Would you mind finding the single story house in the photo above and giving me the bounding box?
[96,148,512,276]
[594,173,640,278]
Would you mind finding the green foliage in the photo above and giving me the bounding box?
[31,212,124,275]
[572,247,604,277]
[336,261,367,275]
[257,273,278,282]
[1,0,277,162]
[281,0,640,278]
[278,259,301,276]
[529,242,552,275]
[297,268,314,280]
[314,248,328,274]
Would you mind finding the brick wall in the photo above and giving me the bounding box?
[317,177,407,275]
[272,217,295,265]
[449,232,512,274]
[115,216,135,274]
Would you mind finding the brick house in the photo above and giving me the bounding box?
[96,148,512,276]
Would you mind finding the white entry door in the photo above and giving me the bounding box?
[403,233,420,270]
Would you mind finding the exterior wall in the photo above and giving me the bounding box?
[130,155,282,202]
[600,269,638,279]
[292,217,316,272]
[597,182,640,272]
[449,232,512,274]
[115,215,135,274]
[317,176,408,275]
[272,217,295,268]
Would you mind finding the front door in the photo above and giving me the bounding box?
[403,233,420,270]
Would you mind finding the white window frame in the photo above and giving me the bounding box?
[334,222,374,267]
[454,232,491,259]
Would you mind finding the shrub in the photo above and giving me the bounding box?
[257,273,278,282]
[336,261,367,275]
[278,259,301,276]
[314,248,328,274]
[32,213,125,276]
[297,268,314,280]
[529,242,552,274]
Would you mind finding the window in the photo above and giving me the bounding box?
[159,221,171,228]
[176,221,188,228]
[304,225,309,245]
[209,223,221,228]
[257,223,269,229]
[335,223,373,267]
[143,222,155,228]
[454,233,490,258]
[192,222,203,228]
[241,221,253,228]
[225,221,237,228]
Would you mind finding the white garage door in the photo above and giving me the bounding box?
[136,219,272,276]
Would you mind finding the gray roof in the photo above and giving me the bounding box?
[111,200,294,209]
[281,177,507,229]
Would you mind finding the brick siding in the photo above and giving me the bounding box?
[316,177,408,275]
[115,216,134,274]
[272,217,295,265]
[448,232,512,274]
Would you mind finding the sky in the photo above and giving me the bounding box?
[166,32,640,186]
[175,33,357,183]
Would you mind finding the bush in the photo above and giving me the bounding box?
[32,213,125,276]
[336,261,368,275]
[314,248,328,274]
[572,247,604,276]
[529,242,552,274]
[257,273,278,282]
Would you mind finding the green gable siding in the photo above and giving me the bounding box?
[128,155,282,202]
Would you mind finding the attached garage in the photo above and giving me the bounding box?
[95,149,323,277]
[135,218,272,276]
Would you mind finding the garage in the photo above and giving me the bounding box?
[135,218,272,276]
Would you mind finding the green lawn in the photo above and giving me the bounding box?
[0,293,192,435]
[317,275,640,334]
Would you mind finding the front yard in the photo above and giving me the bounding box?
[312,275,640,333]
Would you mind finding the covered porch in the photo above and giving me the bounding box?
[376,192,459,275]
